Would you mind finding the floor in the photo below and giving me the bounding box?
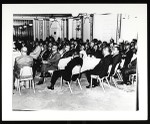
[12,74,137,111]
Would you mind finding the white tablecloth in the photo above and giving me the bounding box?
[58,56,101,74]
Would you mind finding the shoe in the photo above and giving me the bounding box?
[47,85,54,90]
[86,85,91,88]
[126,81,131,85]
[37,80,43,85]
[92,85,97,88]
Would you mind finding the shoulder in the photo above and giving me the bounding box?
[15,55,22,61]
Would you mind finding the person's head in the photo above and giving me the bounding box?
[125,43,130,50]
[112,44,120,55]
[43,44,47,51]
[102,46,110,56]
[80,44,85,51]
[21,47,28,55]
[90,41,94,48]
[74,40,77,46]
[70,43,74,49]
[93,44,98,51]
[64,44,70,52]
[52,43,58,53]
[35,41,39,46]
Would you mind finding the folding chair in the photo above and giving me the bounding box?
[129,73,137,85]
[90,65,112,92]
[16,66,35,95]
[43,70,54,83]
[60,65,82,93]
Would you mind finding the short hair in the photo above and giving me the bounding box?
[103,46,111,53]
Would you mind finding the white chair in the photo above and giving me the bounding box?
[43,70,54,83]
[109,63,120,88]
[90,65,112,92]
[129,73,137,85]
[60,65,82,93]
[16,66,35,95]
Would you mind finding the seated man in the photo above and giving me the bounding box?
[47,52,83,90]
[30,41,42,78]
[38,43,52,77]
[37,43,61,85]
[121,43,137,85]
[61,44,74,58]
[109,44,121,76]
[85,46,112,88]
[13,47,33,87]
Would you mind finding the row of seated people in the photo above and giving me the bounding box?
[13,38,137,90]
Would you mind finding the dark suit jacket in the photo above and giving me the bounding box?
[91,54,112,78]
[109,53,121,76]
[62,56,83,81]
[124,49,133,68]
[61,50,74,58]
[86,47,95,56]
[46,51,61,70]
[41,50,51,60]
[93,50,104,58]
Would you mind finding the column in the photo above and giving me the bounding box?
[66,19,69,40]
[90,14,94,42]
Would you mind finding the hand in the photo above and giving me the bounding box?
[42,60,48,64]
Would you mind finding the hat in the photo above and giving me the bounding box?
[21,47,27,52]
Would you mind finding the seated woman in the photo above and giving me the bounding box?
[47,52,83,90]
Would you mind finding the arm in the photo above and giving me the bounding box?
[47,53,61,64]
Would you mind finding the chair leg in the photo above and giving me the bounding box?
[67,81,73,93]
[90,77,93,90]
[77,78,82,90]
[60,76,63,89]
[98,78,105,92]
[105,77,111,88]
[32,80,35,93]
[118,72,123,81]
[112,77,118,88]
[17,80,21,95]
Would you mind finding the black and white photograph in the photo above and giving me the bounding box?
[2,4,147,120]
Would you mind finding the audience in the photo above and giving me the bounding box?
[13,36,138,90]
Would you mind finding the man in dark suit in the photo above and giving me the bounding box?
[123,43,133,68]
[37,43,61,85]
[109,44,121,76]
[61,44,74,58]
[121,43,137,85]
[47,52,83,90]
[85,46,112,88]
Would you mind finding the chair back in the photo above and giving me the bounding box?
[107,64,112,76]
[113,63,120,76]
[20,66,33,80]
[72,65,82,75]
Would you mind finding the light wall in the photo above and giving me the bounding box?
[93,14,117,42]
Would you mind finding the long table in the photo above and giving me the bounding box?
[58,56,101,74]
